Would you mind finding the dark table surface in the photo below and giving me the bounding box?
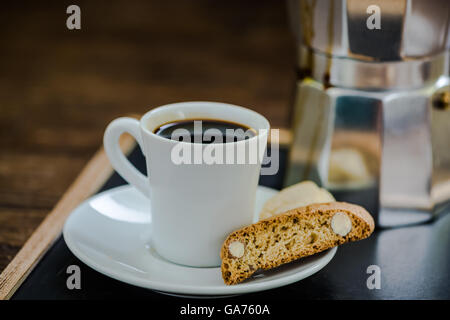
[12,147,450,300]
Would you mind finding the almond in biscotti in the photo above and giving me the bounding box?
[221,202,374,285]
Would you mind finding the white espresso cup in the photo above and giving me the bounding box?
[103,102,269,267]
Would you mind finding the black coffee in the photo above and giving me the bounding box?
[153,119,256,144]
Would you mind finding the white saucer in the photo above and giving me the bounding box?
[63,185,337,297]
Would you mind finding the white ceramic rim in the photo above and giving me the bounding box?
[139,101,270,146]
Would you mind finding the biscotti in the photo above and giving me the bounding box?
[259,181,335,220]
[221,202,374,285]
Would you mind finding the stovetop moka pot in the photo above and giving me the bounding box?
[285,0,450,227]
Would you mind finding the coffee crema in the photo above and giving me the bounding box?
[153,119,256,144]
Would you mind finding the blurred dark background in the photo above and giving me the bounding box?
[0,1,294,271]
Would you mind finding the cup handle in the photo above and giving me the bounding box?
[103,117,149,197]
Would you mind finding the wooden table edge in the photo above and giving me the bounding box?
[0,134,136,300]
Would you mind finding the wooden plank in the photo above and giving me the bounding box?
[269,128,292,147]
[0,134,135,300]
[0,154,91,210]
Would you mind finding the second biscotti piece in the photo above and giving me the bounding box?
[259,181,335,220]
[221,202,374,285]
